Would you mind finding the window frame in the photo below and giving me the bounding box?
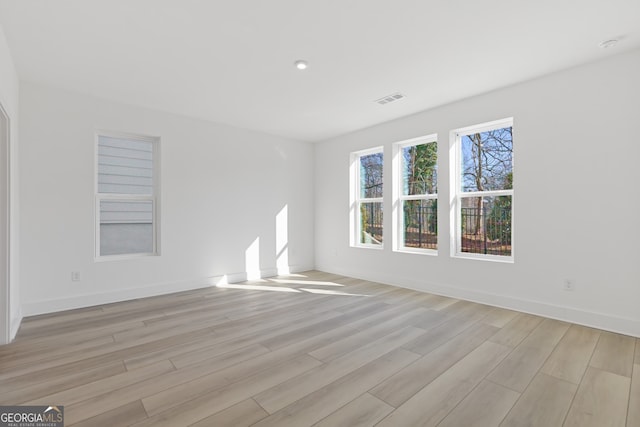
[94,131,161,261]
[392,134,438,255]
[450,118,514,262]
[350,146,384,249]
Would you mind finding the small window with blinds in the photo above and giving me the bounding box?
[96,133,160,258]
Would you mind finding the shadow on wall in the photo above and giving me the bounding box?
[102,206,295,280]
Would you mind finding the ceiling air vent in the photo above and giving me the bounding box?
[375,92,406,105]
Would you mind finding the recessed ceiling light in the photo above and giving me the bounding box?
[598,39,619,49]
[294,60,308,70]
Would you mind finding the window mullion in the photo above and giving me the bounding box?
[459,189,513,198]
[400,194,436,201]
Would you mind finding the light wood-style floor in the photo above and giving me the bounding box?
[1,271,638,426]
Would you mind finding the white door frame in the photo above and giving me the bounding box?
[0,102,10,344]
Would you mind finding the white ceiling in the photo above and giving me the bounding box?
[0,1,638,142]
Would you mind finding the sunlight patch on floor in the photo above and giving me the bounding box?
[216,283,301,293]
[299,288,370,297]
[269,279,345,287]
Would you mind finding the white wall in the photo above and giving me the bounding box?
[315,49,640,337]
[20,82,314,315]
[0,23,20,342]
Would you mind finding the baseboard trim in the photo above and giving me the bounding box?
[21,265,313,317]
[317,264,640,338]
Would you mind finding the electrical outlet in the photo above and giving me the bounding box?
[71,271,81,282]
[563,279,575,291]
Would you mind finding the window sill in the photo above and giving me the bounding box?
[395,248,438,256]
[352,244,384,250]
[452,252,513,263]
[95,252,159,262]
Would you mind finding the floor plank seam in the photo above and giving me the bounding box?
[560,332,602,427]
[625,362,634,427]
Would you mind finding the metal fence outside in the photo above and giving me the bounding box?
[461,206,511,256]
[403,205,437,249]
[359,203,511,256]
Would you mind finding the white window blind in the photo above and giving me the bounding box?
[96,133,159,258]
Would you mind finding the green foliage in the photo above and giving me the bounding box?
[487,172,512,242]
[486,195,512,243]
[405,142,437,195]
[401,142,438,247]
[503,171,513,190]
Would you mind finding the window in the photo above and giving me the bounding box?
[452,118,513,260]
[394,135,438,253]
[351,147,384,247]
[95,132,160,258]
